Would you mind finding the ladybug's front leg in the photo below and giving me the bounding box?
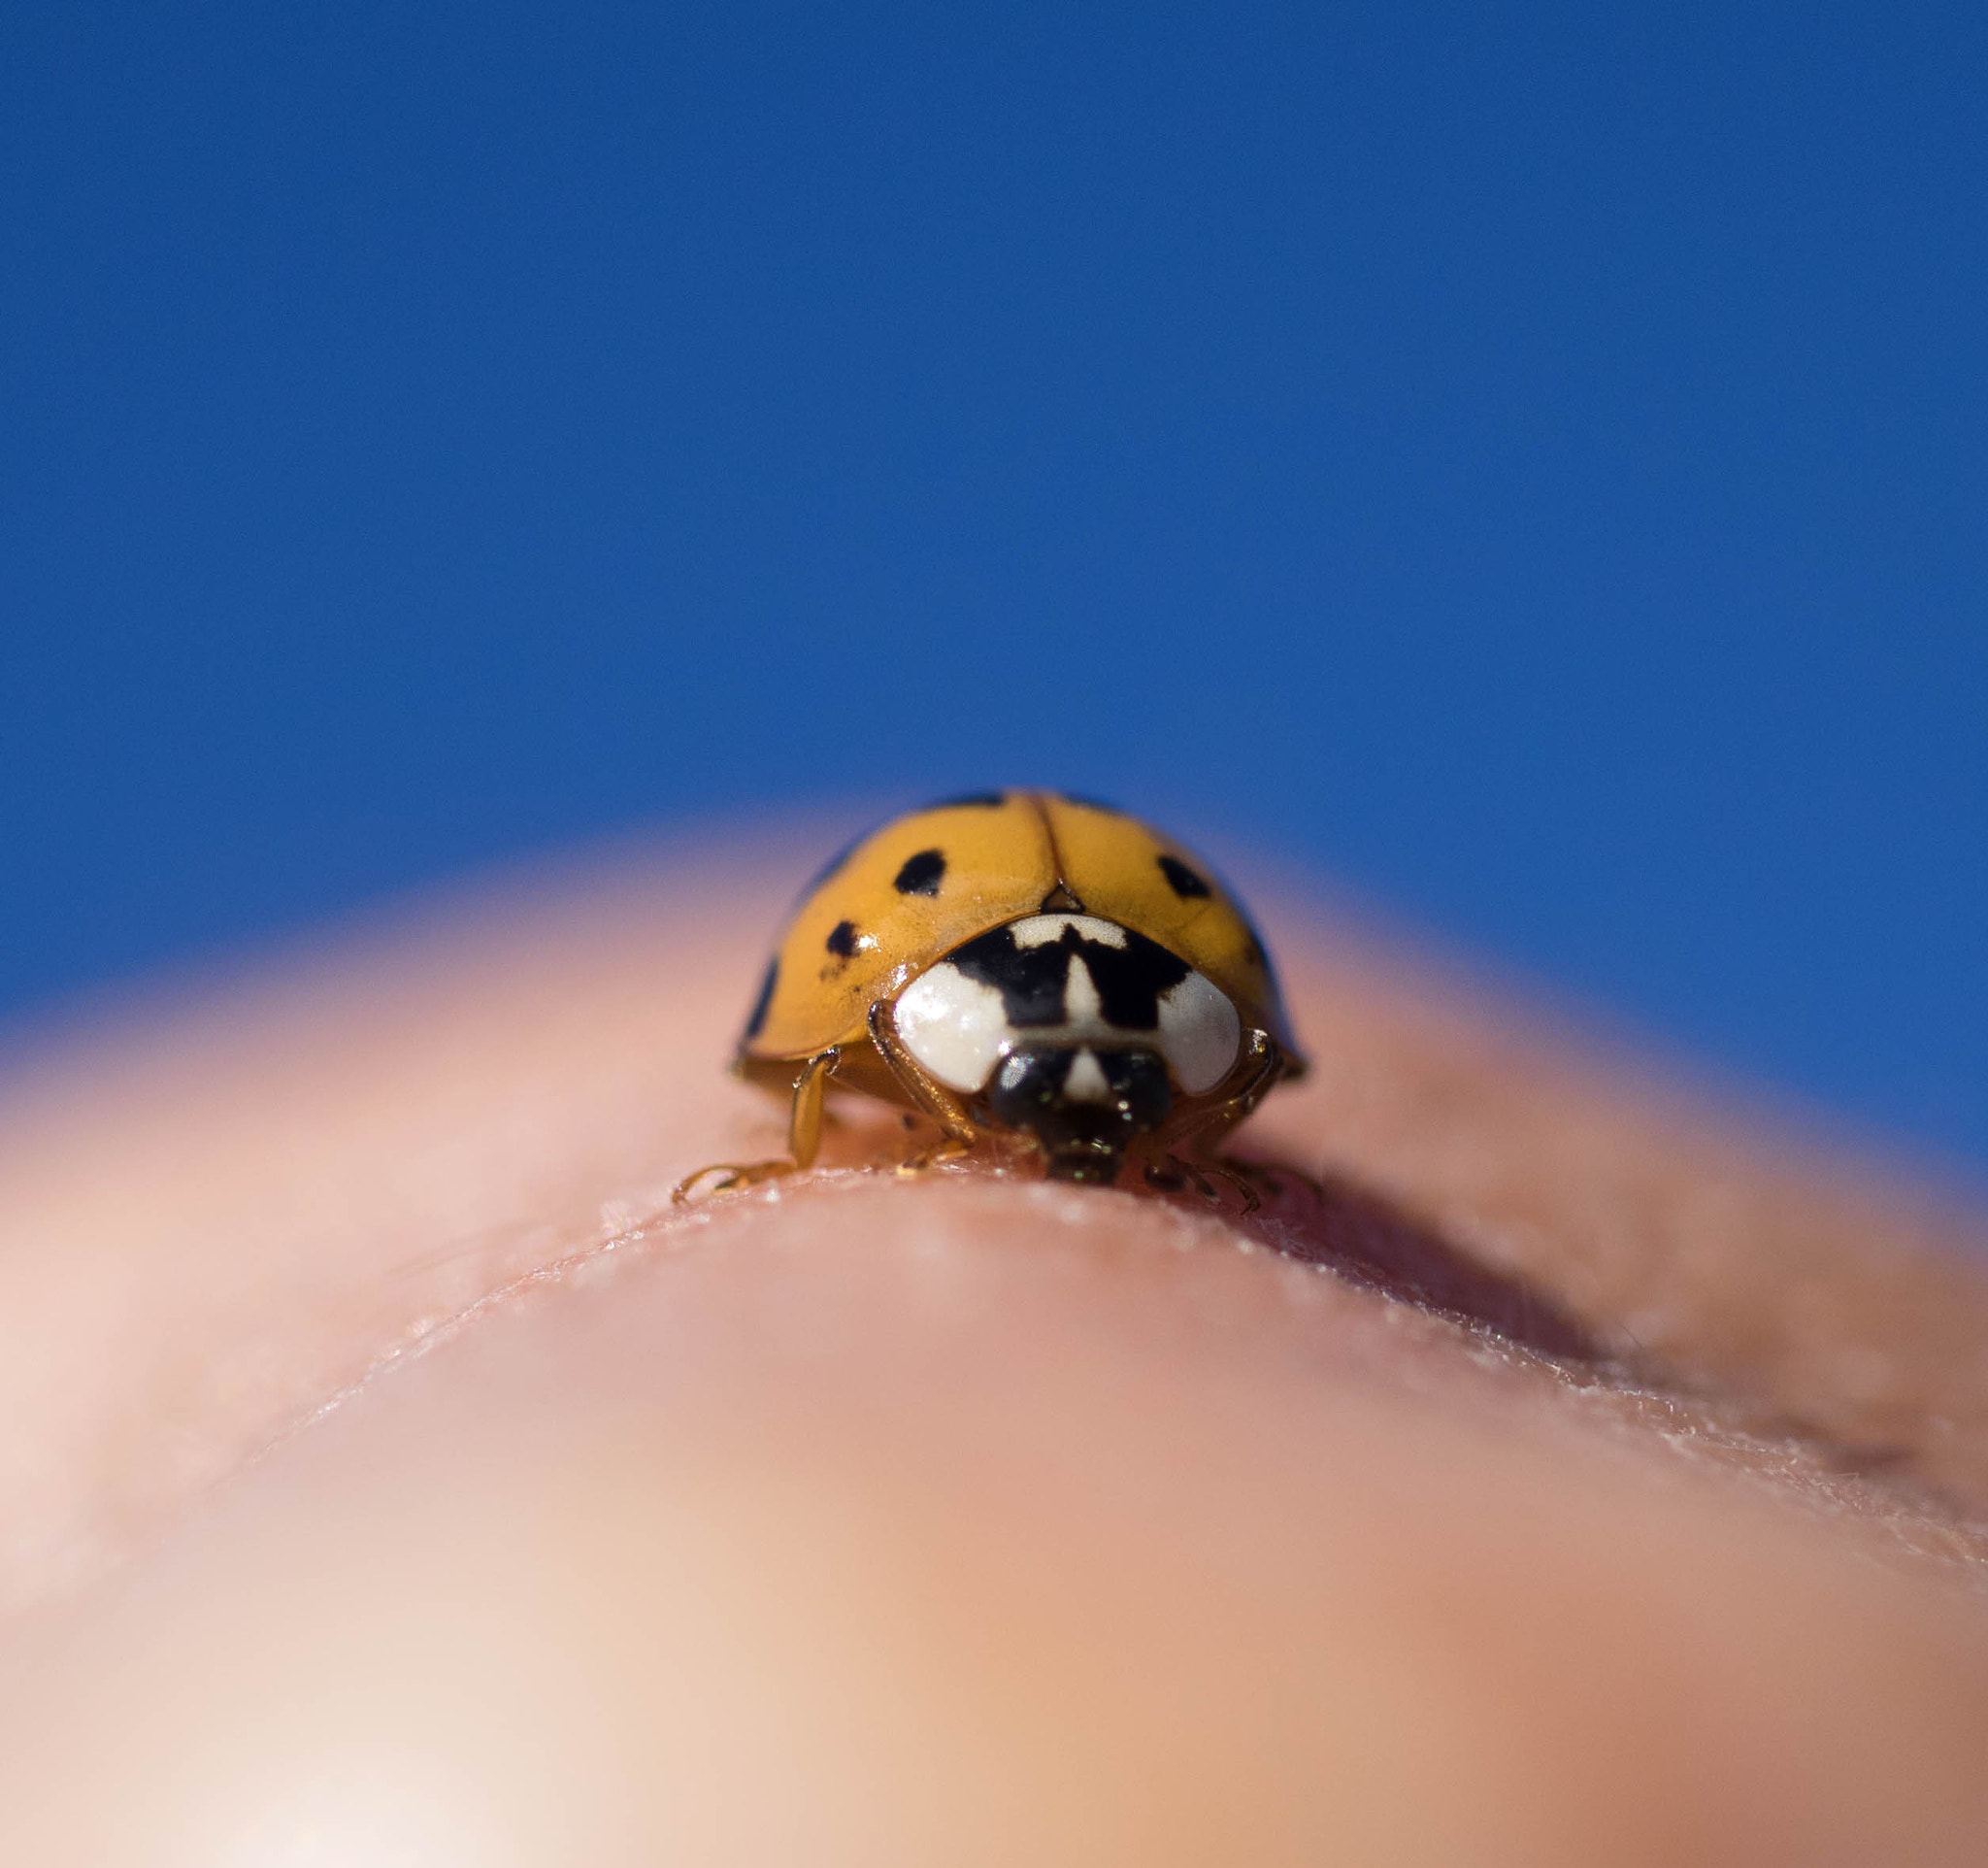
[866,1000,981,1174]
[1141,1032,1285,1214]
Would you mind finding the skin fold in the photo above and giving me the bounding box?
[1,834,1986,1863]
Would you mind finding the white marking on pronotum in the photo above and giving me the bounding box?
[1156,971,1241,1093]
[892,917,1243,1099]
[891,962,1011,1090]
[1008,914,1127,950]
[1062,953,1103,1024]
[1061,1048,1112,1103]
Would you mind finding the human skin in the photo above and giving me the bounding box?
[2,835,1987,1864]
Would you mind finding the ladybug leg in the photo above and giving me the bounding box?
[1141,1033,1285,1215]
[1144,1151,1260,1214]
[1205,1159,1268,1213]
[1146,1031,1281,1153]
[895,1139,976,1177]
[785,1047,836,1167]
[866,1000,980,1174]
[1144,1154,1222,1202]
[672,1158,788,1203]
[671,1050,837,1205]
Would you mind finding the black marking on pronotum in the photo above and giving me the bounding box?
[1157,853,1211,899]
[946,922,1190,1030]
[744,957,779,1039]
[926,791,1007,809]
[894,849,947,895]
[824,919,859,959]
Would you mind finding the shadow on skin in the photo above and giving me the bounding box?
[1224,1157,1602,1363]
[795,1106,1600,1362]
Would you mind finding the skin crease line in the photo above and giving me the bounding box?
[1,831,1987,1864]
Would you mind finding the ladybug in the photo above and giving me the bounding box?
[676,791,1305,1202]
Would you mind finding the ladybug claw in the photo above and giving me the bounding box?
[894,1137,974,1178]
[1145,1153,1260,1216]
[1216,1163,1262,1216]
[671,1158,793,1206]
[1146,1152,1219,1202]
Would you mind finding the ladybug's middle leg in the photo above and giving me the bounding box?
[671,1048,837,1204]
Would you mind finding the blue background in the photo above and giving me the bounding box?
[4,2,1984,1172]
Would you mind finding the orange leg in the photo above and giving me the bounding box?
[671,1049,838,1206]
[1142,1033,1284,1215]
[866,1000,981,1174]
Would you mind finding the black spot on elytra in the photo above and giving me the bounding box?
[946,921,1191,1029]
[743,957,779,1039]
[894,849,946,895]
[825,919,859,959]
[925,791,1007,809]
[1157,853,1211,899]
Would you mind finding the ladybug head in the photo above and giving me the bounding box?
[983,1045,1173,1184]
